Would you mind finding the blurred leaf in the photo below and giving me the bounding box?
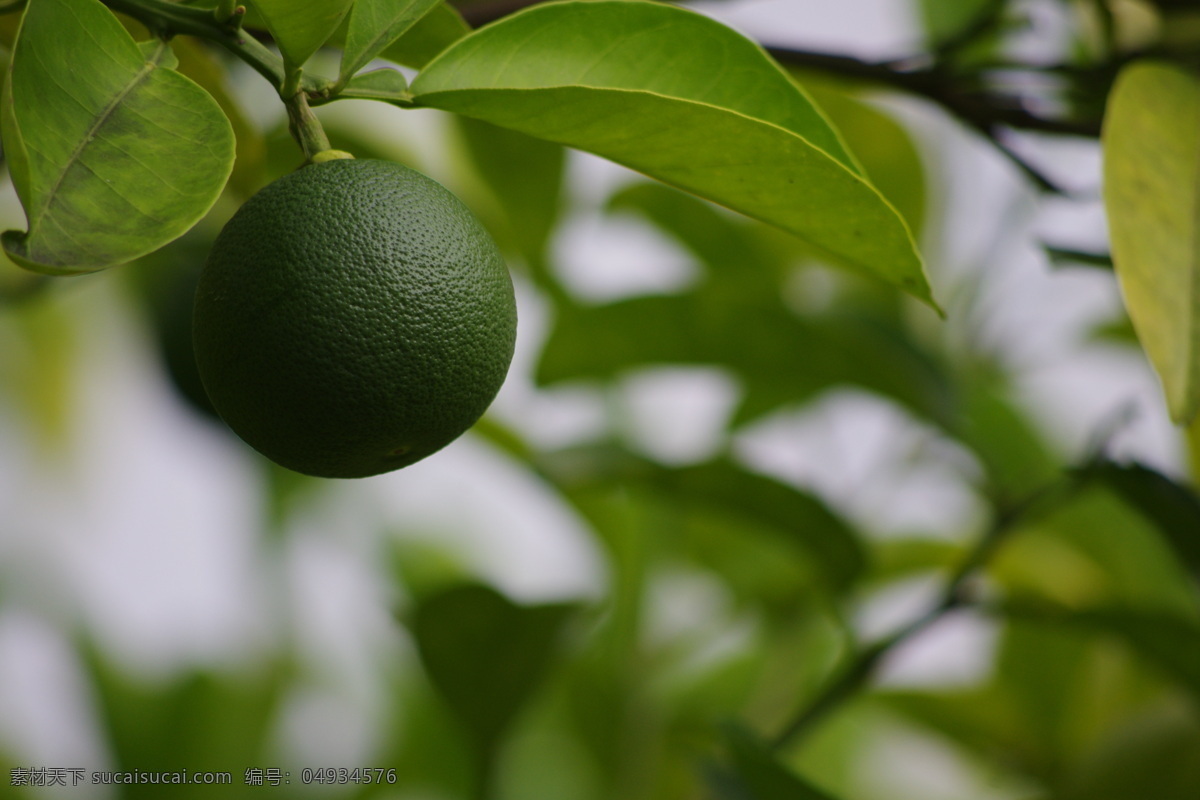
[1087,461,1200,580]
[379,1,469,69]
[1045,246,1114,270]
[918,0,999,47]
[0,278,77,447]
[888,612,1183,786]
[410,583,577,758]
[993,618,1099,769]
[996,485,1200,617]
[1089,313,1140,347]
[952,367,1058,498]
[84,646,284,799]
[126,231,219,421]
[596,181,958,427]
[0,0,235,273]
[410,1,936,306]
[537,290,951,429]
[867,538,963,584]
[665,511,822,618]
[245,0,353,69]
[709,725,844,800]
[654,460,867,593]
[366,681,475,798]
[881,687,1055,782]
[1057,703,1200,800]
[456,115,565,272]
[1102,61,1200,424]
[1190,417,1200,485]
[542,486,667,792]
[339,0,441,84]
[540,447,866,594]
[1003,602,1200,698]
[606,181,784,294]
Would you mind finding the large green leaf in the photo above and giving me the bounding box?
[0,0,234,274]
[410,584,577,758]
[246,0,353,70]
[409,0,934,306]
[1102,61,1200,424]
[339,0,443,85]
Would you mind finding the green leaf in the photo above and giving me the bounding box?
[918,0,998,47]
[410,0,934,306]
[339,0,442,85]
[1058,704,1200,800]
[410,583,576,757]
[881,688,1054,781]
[1003,602,1200,699]
[338,67,410,102]
[656,460,867,592]
[1088,461,1200,579]
[537,289,950,427]
[710,725,844,800]
[1102,61,1200,424]
[246,0,353,69]
[0,0,234,274]
[952,366,1059,499]
[83,643,284,799]
[379,2,470,70]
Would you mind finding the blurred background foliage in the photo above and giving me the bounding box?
[1,0,1199,799]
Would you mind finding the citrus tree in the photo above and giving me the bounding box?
[0,0,1198,799]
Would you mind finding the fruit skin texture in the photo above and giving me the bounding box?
[193,158,516,479]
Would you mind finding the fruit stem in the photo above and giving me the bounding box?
[213,0,241,25]
[285,90,332,162]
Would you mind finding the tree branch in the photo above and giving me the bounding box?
[764,46,1102,138]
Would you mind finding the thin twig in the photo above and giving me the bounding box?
[765,46,1102,138]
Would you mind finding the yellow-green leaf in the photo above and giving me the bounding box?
[0,0,234,274]
[1102,61,1200,424]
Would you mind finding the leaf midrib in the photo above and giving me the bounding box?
[28,41,166,240]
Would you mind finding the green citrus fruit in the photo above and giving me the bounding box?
[193,158,516,479]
